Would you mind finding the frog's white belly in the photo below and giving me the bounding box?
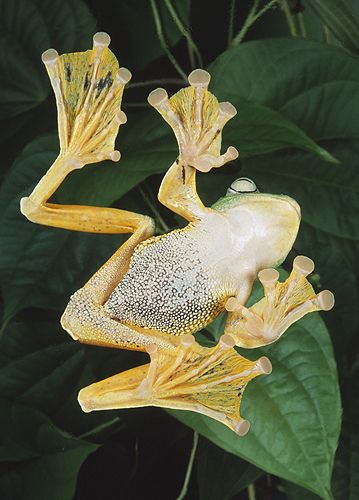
[105,224,233,335]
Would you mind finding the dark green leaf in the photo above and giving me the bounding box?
[0,0,96,119]
[209,38,359,148]
[171,280,341,500]
[107,0,190,70]
[196,437,262,500]
[223,100,337,162]
[283,480,321,500]
[242,145,359,243]
[0,114,175,320]
[0,320,124,437]
[0,400,97,500]
[331,362,359,500]
[305,0,359,54]
[240,142,359,360]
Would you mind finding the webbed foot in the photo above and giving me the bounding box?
[78,333,271,435]
[42,32,131,165]
[225,256,335,348]
[148,69,238,172]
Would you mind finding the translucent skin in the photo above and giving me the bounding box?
[19,33,334,435]
[105,193,301,336]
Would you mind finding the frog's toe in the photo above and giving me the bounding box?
[42,32,131,164]
[315,289,335,311]
[226,256,335,348]
[77,334,270,435]
[148,69,238,172]
[195,146,239,173]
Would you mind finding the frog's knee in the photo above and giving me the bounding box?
[61,289,92,340]
[20,196,39,221]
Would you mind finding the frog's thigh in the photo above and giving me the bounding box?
[61,214,176,351]
[61,288,176,352]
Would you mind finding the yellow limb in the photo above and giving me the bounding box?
[77,333,273,435]
[225,256,335,348]
[148,69,239,221]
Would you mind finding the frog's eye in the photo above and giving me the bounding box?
[226,177,258,196]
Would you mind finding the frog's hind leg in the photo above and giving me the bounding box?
[77,333,272,435]
[224,256,335,348]
[148,70,238,222]
[19,33,175,352]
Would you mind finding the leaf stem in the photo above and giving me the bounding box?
[122,102,148,108]
[281,0,298,37]
[176,431,199,500]
[247,483,256,500]
[298,12,307,37]
[78,417,123,440]
[0,315,11,340]
[227,0,236,46]
[150,0,187,80]
[322,24,332,44]
[163,0,203,68]
[232,0,280,46]
[128,78,185,89]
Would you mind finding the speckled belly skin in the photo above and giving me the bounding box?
[105,225,230,335]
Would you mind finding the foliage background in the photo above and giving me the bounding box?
[0,0,358,498]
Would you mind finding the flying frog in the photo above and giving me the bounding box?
[20,33,334,435]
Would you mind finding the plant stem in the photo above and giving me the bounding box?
[176,431,199,500]
[232,0,259,46]
[322,24,332,43]
[122,102,148,108]
[232,0,280,46]
[281,0,298,37]
[227,0,236,46]
[0,315,11,340]
[128,78,185,89]
[298,12,307,37]
[150,0,187,80]
[247,483,256,500]
[78,417,123,440]
[163,0,203,68]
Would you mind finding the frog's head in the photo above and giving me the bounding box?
[212,178,301,269]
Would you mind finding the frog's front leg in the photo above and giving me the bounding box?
[224,256,335,348]
[148,69,238,221]
[21,32,132,232]
[78,333,272,435]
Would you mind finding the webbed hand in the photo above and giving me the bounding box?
[225,256,335,348]
[148,69,238,172]
[41,32,130,165]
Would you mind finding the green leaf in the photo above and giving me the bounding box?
[196,437,262,500]
[0,320,124,437]
[171,280,341,499]
[209,38,359,150]
[283,480,321,500]
[240,142,359,356]
[223,100,337,162]
[103,0,190,70]
[331,362,359,500]
[305,0,359,54]
[0,0,96,119]
[0,400,97,500]
[242,145,359,243]
[0,114,175,320]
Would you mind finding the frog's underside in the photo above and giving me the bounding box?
[20,32,334,435]
[106,222,233,335]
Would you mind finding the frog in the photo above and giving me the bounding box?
[20,32,334,436]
